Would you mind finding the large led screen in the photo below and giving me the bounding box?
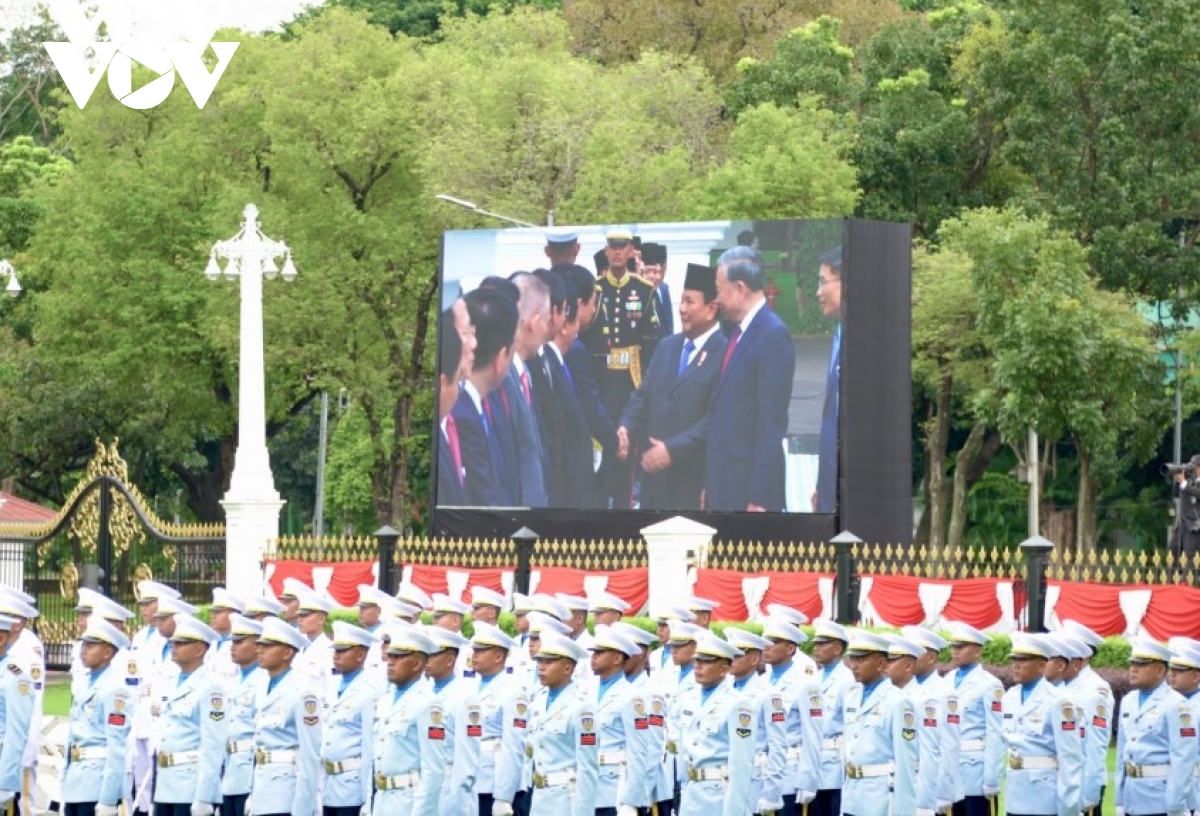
[434,218,851,517]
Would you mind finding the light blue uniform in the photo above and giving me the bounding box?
[677,680,756,816]
[950,663,1004,799]
[62,664,134,806]
[475,670,527,804]
[628,670,668,803]
[767,662,823,801]
[664,663,697,802]
[372,679,446,816]
[221,665,268,798]
[1000,679,1083,816]
[431,674,481,816]
[249,668,322,816]
[0,650,37,796]
[841,679,918,816]
[913,671,960,809]
[592,673,655,810]
[321,668,382,809]
[527,682,599,816]
[1115,682,1198,816]
[898,679,943,815]
[153,663,228,806]
[1068,668,1113,810]
[816,660,854,791]
[731,671,787,806]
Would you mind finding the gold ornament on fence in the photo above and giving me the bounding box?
[133,563,154,599]
[67,438,144,560]
[60,562,79,601]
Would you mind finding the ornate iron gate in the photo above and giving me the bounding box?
[0,441,225,668]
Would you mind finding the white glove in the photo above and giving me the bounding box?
[916,809,936,816]
[1115,809,1125,816]
[982,785,1000,798]
[756,797,784,814]
[190,804,215,816]
[95,806,119,816]
[799,790,817,805]
[0,791,14,805]
[936,800,952,813]
[493,801,515,816]
[359,805,372,816]
[617,807,639,816]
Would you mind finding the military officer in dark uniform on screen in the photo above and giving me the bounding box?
[582,225,661,508]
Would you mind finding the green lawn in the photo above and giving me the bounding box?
[38,676,1121,816]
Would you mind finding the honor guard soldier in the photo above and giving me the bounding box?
[581,225,661,508]
[429,594,472,676]
[250,617,323,816]
[841,631,918,816]
[471,587,507,628]
[997,634,1082,816]
[886,634,947,816]
[722,627,788,814]
[901,627,961,814]
[944,621,1004,816]
[277,578,309,626]
[648,605,694,678]
[0,612,36,814]
[63,618,135,816]
[395,583,433,623]
[524,632,598,816]
[509,594,534,675]
[323,622,384,816]
[355,586,392,635]
[1167,641,1200,816]
[677,633,755,816]
[1115,637,1198,816]
[758,616,823,814]
[589,625,655,816]
[373,622,446,816]
[683,597,719,631]
[590,593,631,628]
[810,618,854,816]
[131,580,182,815]
[0,591,44,816]
[661,620,703,815]
[1062,620,1114,815]
[357,587,418,682]
[71,588,105,694]
[423,627,482,816]
[205,589,245,680]
[293,588,336,692]
[220,614,268,816]
[1042,634,1103,814]
[468,622,528,816]
[153,615,227,816]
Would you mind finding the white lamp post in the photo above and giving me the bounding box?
[435,193,544,228]
[0,260,22,297]
[208,204,296,595]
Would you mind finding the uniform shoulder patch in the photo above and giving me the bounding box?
[7,663,21,675]
[467,704,483,738]
[736,706,753,739]
[770,694,786,723]
[302,694,320,726]
[428,703,447,740]
[991,687,1003,712]
[16,680,30,696]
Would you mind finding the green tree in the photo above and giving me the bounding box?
[0,15,65,144]
[287,0,562,39]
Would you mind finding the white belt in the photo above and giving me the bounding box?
[960,739,985,752]
[323,756,363,774]
[598,750,627,766]
[375,770,421,790]
[1124,763,1170,779]
[821,736,842,752]
[687,764,728,782]
[534,769,576,788]
[754,752,769,780]
[1011,755,1058,770]
[786,746,803,763]
[227,739,254,755]
[69,746,107,762]
[255,748,298,765]
[481,738,501,754]
[845,762,893,779]
[158,750,199,767]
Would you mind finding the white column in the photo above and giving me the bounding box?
[220,225,284,597]
[641,515,717,615]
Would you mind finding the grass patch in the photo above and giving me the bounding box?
[43,677,71,717]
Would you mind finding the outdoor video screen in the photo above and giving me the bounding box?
[435,218,846,515]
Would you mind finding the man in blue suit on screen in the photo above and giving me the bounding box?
[813,245,842,513]
[704,246,795,512]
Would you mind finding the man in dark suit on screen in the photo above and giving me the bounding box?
[450,287,519,507]
[813,245,843,513]
[436,309,469,506]
[704,245,795,512]
[617,262,726,511]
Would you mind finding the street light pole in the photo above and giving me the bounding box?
[207,203,297,596]
[0,260,22,297]
[435,194,546,228]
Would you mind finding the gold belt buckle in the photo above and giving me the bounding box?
[157,753,170,768]
[532,772,546,789]
[524,744,533,759]
[1008,753,1023,770]
[665,740,677,755]
[1125,762,1141,779]
[255,749,267,766]
[323,760,337,774]
[845,762,863,780]
[374,773,388,790]
[686,766,699,782]
[69,745,80,762]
